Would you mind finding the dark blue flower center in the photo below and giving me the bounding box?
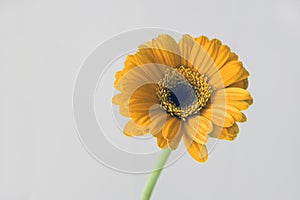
[169,83,196,108]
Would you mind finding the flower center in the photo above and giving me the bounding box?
[169,83,196,108]
[156,66,213,120]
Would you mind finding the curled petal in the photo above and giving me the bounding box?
[123,120,148,136]
[155,131,168,149]
[183,134,208,162]
[162,117,181,142]
[209,123,239,141]
[183,116,212,144]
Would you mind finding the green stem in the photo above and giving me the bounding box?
[140,148,171,200]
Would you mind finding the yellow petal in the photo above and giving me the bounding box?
[199,39,221,76]
[201,104,235,127]
[168,129,183,150]
[133,53,166,81]
[195,36,209,45]
[114,70,123,86]
[112,93,127,105]
[179,36,225,80]
[183,116,212,144]
[115,50,168,92]
[213,87,253,103]
[114,55,136,86]
[227,52,238,62]
[209,60,249,89]
[188,38,215,76]
[155,131,168,149]
[115,66,161,92]
[202,104,246,126]
[214,44,231,69]
[183,134,208,162]
[119,103,129,117]
[209,123,239,141]
[128,84,159,127]
[123,120,148,136]
[226,101,250,111]
[151,34,181,68]
[225,105,247,122]
[183,36,232,80]
[229,78,248,89]
[147,108,168,136]
[162,116,181,141]
[178,34,194,67]
[211,88,251,111]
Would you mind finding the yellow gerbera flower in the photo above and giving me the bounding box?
[112,34,253,162]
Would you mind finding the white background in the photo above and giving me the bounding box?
[1,0,300,199]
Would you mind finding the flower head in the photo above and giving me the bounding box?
[112,34,253,162]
